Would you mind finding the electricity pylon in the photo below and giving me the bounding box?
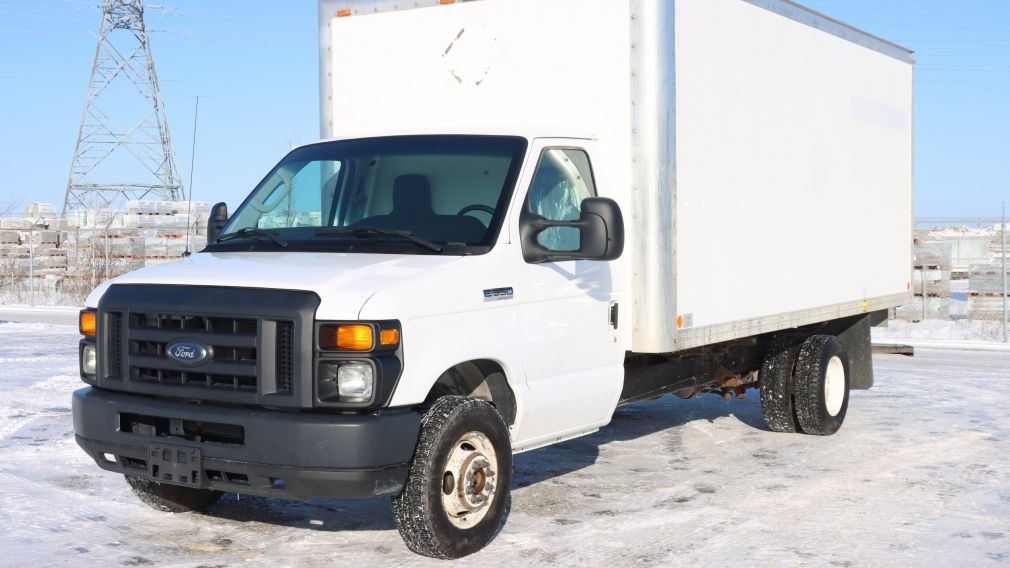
[62,0,182,216]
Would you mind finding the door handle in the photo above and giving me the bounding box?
[609,302,619,329]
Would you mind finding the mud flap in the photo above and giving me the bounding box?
[836,313,882,390]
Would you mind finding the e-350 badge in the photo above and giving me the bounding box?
[483,287,514,302]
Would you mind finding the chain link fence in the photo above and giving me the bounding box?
[0,201,210,306]
[901,216,1009,341]
[0,221,206,307]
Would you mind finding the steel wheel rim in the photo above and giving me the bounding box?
[824,355,845,417]
[440,431,498,529]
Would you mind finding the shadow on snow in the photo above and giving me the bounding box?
[196,392,767,533]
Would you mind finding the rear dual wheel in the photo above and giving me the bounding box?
[760,334,850,436]
[793,335,850,436]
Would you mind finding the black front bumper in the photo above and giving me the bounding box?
[73,387,421,500]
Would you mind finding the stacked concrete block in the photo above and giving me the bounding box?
[1,202,166,302]
[896,297,951,321]
[969,264,1010,294]
[930,233,994,277]
[259,211,321,229]
[23,202,56,220]
[899,240,952,322]
[913,267,951,296]
[969,297,1008,322]
[967,263,1009,322]
[0,244,28,258]
[5,200,230,303]
[33,231,62,245]
[913,240,952,267]
[990,223,1007,255]
[65,210,89,229]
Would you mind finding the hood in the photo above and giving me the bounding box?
[86,251,465,319]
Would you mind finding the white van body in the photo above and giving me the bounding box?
[320,0,913,348]
[323,0,913,444]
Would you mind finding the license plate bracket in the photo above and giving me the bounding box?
[147,444,203,488]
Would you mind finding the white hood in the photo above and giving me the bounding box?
[86,251,465,320]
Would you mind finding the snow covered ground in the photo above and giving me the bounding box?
[1,320,1008,567]
[873,320,1010,352]
[0,304,79,326]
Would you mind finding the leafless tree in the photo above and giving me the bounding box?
[0,194,22,218]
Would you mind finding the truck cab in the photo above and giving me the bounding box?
[74,129,630,557]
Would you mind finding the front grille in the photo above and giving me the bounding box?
[95,285,319,408]
[132,312,258,335]
[127,312,262,392]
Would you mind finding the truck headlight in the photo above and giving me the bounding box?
[338,363,374,401]
[318,361,374,403]
[82,344,97,376]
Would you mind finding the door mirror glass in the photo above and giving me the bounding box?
[519,148,624,264]
[526,149,597,252]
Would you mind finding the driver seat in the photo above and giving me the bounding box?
[353,173,488,244]
[391,174,436,217]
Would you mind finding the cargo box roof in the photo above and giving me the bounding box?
[319,0,914,64]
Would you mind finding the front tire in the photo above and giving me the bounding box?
[392,396,512,559]
[125,475,223,513]
[793,335,850,436]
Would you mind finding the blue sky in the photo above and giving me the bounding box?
[0,0,1007,217]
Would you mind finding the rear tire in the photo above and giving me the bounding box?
[125,475,223,513]
[759,345,800,433]
[793,335,850,436]
[392,396,512,559]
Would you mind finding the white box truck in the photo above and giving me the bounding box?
[72,0,914,559]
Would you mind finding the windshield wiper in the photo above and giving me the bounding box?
[315,227,444,253]
[215,228,288,247]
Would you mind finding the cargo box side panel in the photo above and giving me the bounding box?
[321,0,633,153]
[671,0,913,350]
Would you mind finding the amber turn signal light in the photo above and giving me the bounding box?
[80,310,97,337]
[320,324,375,351]
[379,328,400,347]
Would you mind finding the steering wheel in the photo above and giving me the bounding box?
[457,204,495,217]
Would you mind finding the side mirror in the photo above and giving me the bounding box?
[206,202,229,243]
[519,197,625,264]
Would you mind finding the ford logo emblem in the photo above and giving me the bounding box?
[166,341,210,365]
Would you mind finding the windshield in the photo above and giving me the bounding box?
[210,135,528,254]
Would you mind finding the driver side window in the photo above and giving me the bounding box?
[526,148,597,252]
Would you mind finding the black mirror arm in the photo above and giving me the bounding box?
[525,215,587,231]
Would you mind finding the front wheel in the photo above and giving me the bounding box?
[392,396,512,559]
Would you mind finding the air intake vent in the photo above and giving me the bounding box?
[107,312,123,379]
[276,321,295,393]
